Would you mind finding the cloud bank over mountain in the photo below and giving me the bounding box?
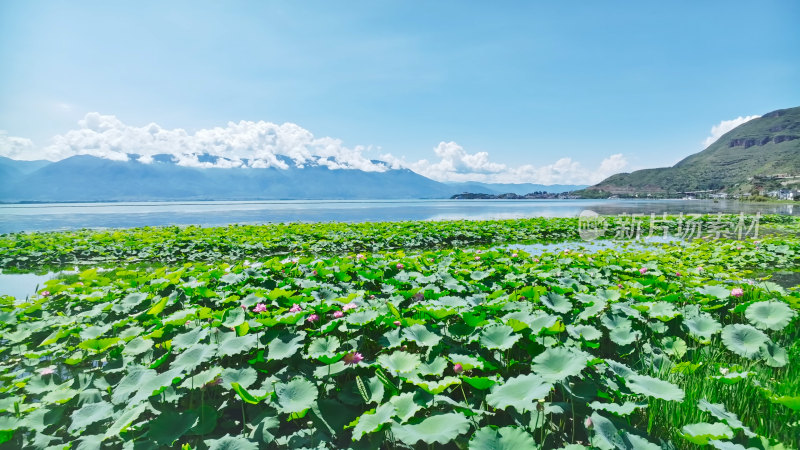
[382,142,628,185]
[702,115,760,149]
[1,112,627,184]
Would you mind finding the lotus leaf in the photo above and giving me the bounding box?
[469,426,537,450]
[391,413,471,445]
[486,374,553,413]
[745,301,796,331]
[721,324,769,359]
[532,347,589,382]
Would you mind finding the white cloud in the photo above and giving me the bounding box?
[4,112,388,171]
[383,142,627,185]
[0,131,36,159]
[2,114,629,184]
[702,115,760,149]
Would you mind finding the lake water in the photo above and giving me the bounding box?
[0,199,795,233]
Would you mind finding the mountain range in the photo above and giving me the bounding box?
[585,106,800,196]
[0,155,585,202]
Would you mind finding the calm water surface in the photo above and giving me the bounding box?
[0,199,795,233]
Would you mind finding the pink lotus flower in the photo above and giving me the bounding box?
[342,302,357,311]
[476,250,483,254]
[343,352,364,365]
[617,284,623,289]
[453,363,464,374]
[41,291,51,297]
[697,266,704,272]
[253,303,267,313]
[511,253,518,258]
[475,256,481,261]
[333,310,344,318]
[369,295,375,299]
[676,272,681,277]
[307,314,320,323]
[396,263,404,270]
[356,253,365,259]
[639,267,647,275]
[241,304,247,310]
[312,270,318,276]
[533,258,540,262]
[731,288,744,298]
[289,304,303,313]
[584,417,593,428]
[393,320,401,326]
[39,366,55,376]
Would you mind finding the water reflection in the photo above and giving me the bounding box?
[0,271,57,302]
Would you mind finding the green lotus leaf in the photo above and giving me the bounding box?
[391,413,471,445]
[589,412,624,450]
[721,324,769,359]
[745,301,796,331]
[469,426,537,450]
[479,325,520,350]
[346,309,380,325]
[609,327,639,346]
[105,404,148,438]
[307,336,340,359]
[698,400,753,436]
[148,410,199,446]
[644,302,679,321]
[205,434,259,450]
[377,351,421,376]
[172,343,214,373]
[449,353,484,371]
[567,324,602,341]
[69,401,114,433]
[769,395,800,411]
[389,392,423,423]
[417,356,447,376]
[623,433,660,450]
[680,422,734,445]
[78,337,120,353]
[122,336,153,356]
[532,347,589,382]
[274,378,317,414]
[464,376,498,390]
[221,366,258,390]
[117,292,148,313]
[217,333,257,357]
[266,331,306,361]
[111,366,157,404]
[659,336,687,359]
[696,285,731,300]
[352,403,394,441]
[172,327,208,350]
[407,376,461,394]
[760,341,787,368]
[180,367,222,390]
[221,307,245,328]
[626,374,684,401]
[402,324,442,348]
[683,313,722,342]
[541,292,572,313]
[589,401,647,416]
[486,374,553,413]
[708,440,757,450]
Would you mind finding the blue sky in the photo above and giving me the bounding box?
[1,1,798,184]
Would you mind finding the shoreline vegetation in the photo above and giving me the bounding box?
[0,215,797,449]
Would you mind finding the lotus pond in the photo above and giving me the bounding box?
[0,217,798,449]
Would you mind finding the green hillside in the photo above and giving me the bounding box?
[587,106,800,196]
